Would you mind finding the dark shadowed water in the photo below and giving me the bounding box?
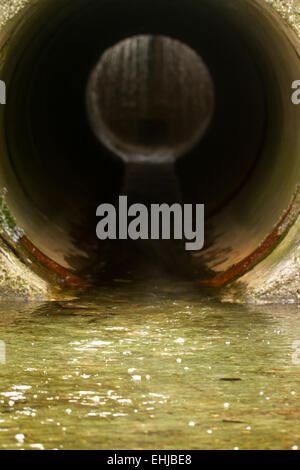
[0,280,299,450]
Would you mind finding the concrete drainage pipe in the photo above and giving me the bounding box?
[0,0,300,302]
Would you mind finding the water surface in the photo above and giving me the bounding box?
[0,281,299,450]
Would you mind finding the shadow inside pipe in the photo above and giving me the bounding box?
[2,0,276,286]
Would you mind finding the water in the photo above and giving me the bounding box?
[0,280,299,450]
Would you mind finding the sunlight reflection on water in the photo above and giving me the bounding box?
[0,281,299,450]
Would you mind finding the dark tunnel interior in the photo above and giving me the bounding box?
[1,0,299,286]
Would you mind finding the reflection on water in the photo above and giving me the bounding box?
[0,280,299,450]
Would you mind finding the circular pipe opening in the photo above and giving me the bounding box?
[87,35,215,163]
[0,0,300,287]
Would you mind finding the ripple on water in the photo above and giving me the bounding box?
[0,283,299,449]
